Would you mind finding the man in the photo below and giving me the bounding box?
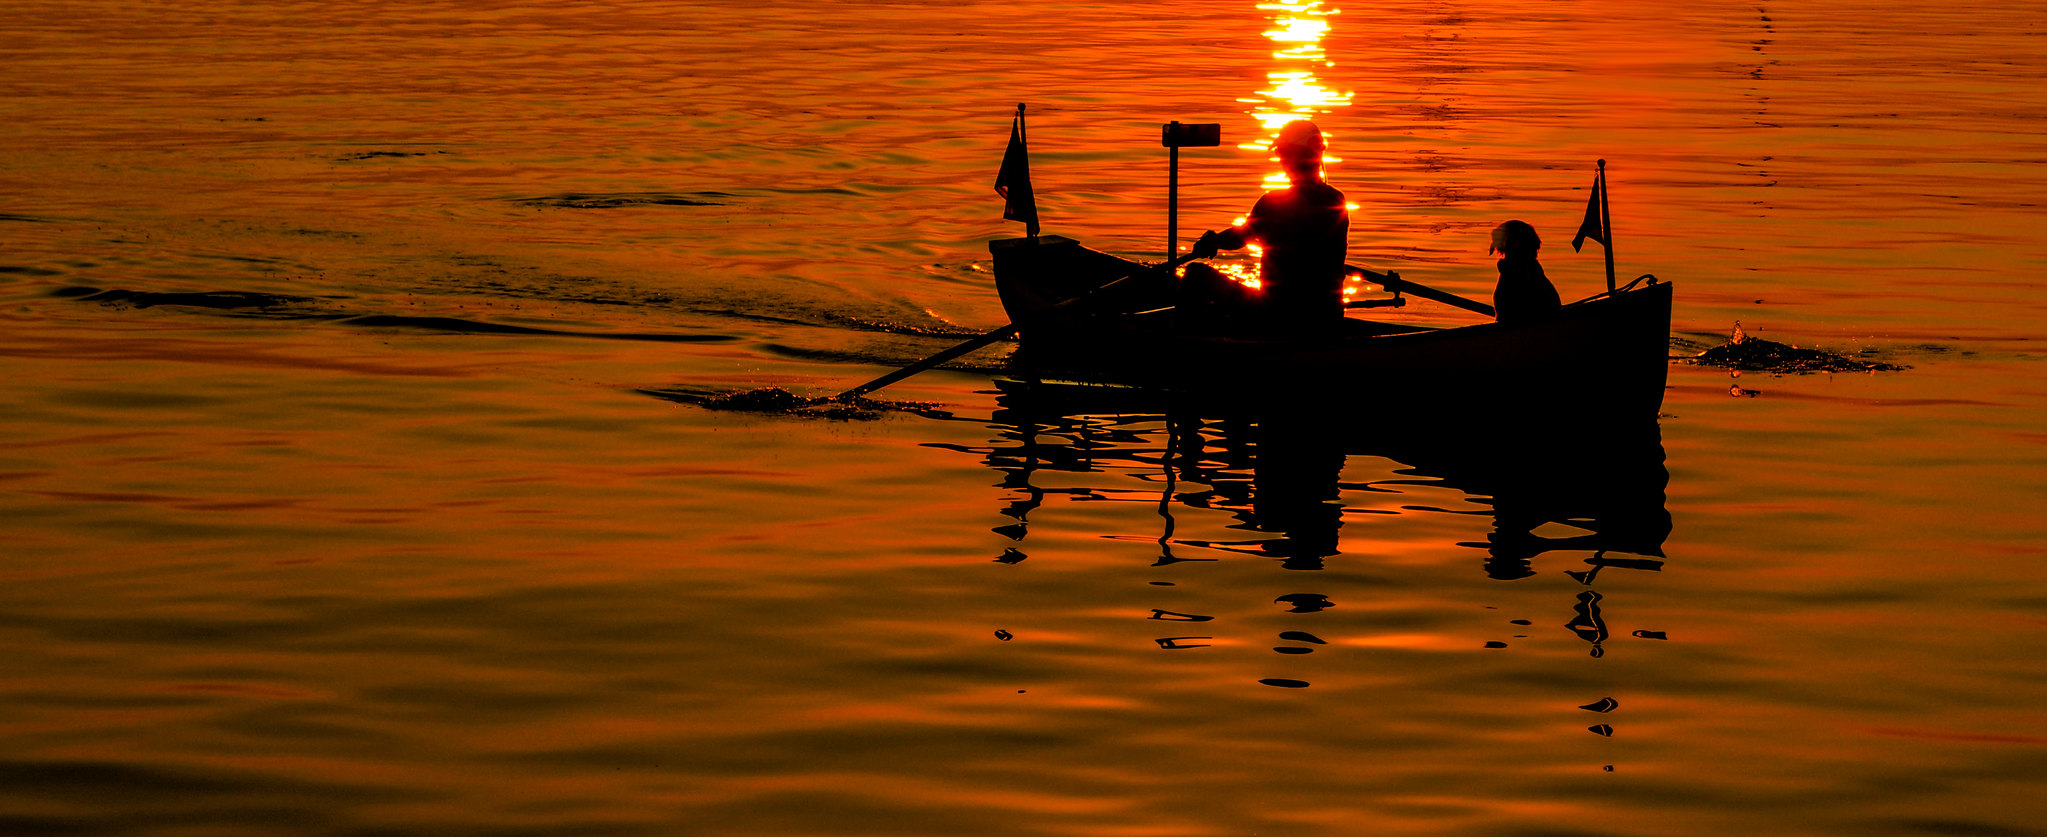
[1190,119,1350,333]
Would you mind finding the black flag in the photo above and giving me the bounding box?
[1572,169,1607,253]
[994,105,1039,237]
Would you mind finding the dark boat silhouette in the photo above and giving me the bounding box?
[989,235,1674,418]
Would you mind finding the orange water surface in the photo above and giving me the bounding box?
[2,1,2044,835]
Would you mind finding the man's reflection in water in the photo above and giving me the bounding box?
[1159,411,1344,570]
[1245,407,1346,570]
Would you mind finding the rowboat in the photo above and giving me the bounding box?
[989,234,1674,418]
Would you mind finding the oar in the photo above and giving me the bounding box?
[1348,265,1495,318]
[832,250,1203,401]
[834,255,1488,402]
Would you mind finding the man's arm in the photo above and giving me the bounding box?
[1191,191,1274,259]
[1191,227,1246,259]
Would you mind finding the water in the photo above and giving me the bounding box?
[3,1,2044,834]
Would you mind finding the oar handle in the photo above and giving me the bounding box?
[1347,265,1495,318]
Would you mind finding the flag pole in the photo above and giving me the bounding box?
[1598,158,1614,292]
[1020,104,1038,239]
[994,103,1041,239]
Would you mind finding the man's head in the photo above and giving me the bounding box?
[1273,120,1326,182]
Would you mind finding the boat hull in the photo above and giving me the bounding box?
[990,235,1673,417]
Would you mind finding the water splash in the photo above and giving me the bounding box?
[1690,322,1908,373]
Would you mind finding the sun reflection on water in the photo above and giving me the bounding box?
[1215,1,1355,289]
[1247,1,1352,177]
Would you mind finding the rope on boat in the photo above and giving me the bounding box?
[1571,274,1660,305]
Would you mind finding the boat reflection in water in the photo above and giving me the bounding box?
[950,378,1671,665]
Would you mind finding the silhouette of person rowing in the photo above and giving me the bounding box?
[1184,119,1349,335]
